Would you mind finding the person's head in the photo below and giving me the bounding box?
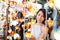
[36,9,46,24]
[17,11,23,19]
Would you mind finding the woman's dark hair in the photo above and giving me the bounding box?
[57,10,60,26]
[36,8,46,24]
[17,11,23,19]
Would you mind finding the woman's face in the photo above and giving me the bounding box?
[36,11,45,23]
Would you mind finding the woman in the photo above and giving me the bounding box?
[30,9,48,40]
[16,11,24,40]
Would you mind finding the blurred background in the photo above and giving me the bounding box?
[0,0,60,40]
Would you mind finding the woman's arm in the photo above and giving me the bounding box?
[39,26,48,40]
[29,35,36,40]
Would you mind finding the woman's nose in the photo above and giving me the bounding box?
[39,16,41,19]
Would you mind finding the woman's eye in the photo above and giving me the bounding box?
[38,14,40,16]
[41,16,44,17]
[38,14,44,17]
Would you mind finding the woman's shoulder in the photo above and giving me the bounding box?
[31,23,38,27]
[31,23,38,28]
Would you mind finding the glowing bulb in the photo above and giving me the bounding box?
[47,18,53,27]
[54,0,60,9]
